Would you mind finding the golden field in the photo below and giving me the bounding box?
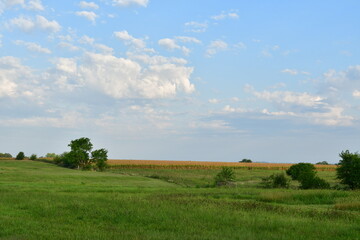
[107,159,338,171]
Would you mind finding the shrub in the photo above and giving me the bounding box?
[286,163,316,180]
[0,153,12,158]
[337,150,360,189]
[300,176,330,189]
[262,172,290,188]
[29,154,37,160]
[15,152,25,160]
[45,153,57,158]
[215,167,235,186]
[240,159,252,163]
[316,161,329,165]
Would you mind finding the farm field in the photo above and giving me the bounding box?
[0,160,360,240]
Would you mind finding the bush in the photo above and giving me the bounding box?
[215,167,235,186]
[240,159,252,163]
[337,150,360,189]
[300,176,330,189]
[29,154,37,160]
[316,161,329,165]
[0,153,12,158]
[286,163,316,180]
[262,172,290,188]
[15,152,25,160]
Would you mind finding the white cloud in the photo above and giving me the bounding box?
[79,1,99,9]
[76,11,98,23]
[79,35,95,45]
[94,43,114,55]
[58,42,80,51]
[26,0,44,11]
[112,0,148,7]
[205,40,228,57]
[185,21,208,33]
[175,36,201,44]
[190,120,231,130]
[53,52,195,99]
[0,34,2,47]
[352,90,360,98]
[158,38,190,55]
[323,65,360,90]
[14,40,51,54]
[114,30,145,48]
[281,69,310,75]
[208,98,219,104]
[8,15,61,33]
[211,11,239,20]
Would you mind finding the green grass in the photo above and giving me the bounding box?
[0,160,360,240]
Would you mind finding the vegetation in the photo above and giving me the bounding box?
[0,160,359,240]
[15,151,25,160]
[316,161,329,165]
[337,150,360,189]
[214,167,235,186]
[29,154,37,160]
[240,158,252,163]
[286,163,329,189]
[45,153,58,158]
[55,137,108,170]
[262,172,290,188]
[0,153,12,158]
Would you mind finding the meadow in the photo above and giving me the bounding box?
[0,159,359,240]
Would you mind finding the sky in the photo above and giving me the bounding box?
[1,0,360,163]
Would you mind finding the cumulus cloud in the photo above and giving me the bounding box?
[26,0,44,11]
[158,38,190,55]
[53,52,195,99]
[8,15,61,33]
[112,0,148,7]
[205,40,228,57]
[185,21,208,33]
[114,30,146,49]
[281,69,310,75]
[211,11,239,20]
[175,36,201,44]
[79,1,99,9]
[58,42,80,52]
[76,11,98,23]
[14,40,51,54]
[353,90,360,98]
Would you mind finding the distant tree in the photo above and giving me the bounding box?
[0,153,12,158]
[240,159,252,163]
[45,153,57,158]
[29,154,37,160]
[215,167,235,186]
[15,152,25,160]
[55,138,108,171]
[337,150,360,189]
[316,161,329,165]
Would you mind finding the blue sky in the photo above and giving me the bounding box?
[1,0,360,163]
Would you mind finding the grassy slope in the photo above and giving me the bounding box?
[0,160,359,240]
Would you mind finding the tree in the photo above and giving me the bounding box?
[45,153,57,158]
[337,150,360,189]
[316,161,329,165]
[55,137,108,170]
[214,167,235,186]
[240,159,252,163]
[29,154,37,160]
[262,172,290,189]
[16,152,25,160]
[0,153,12,158]
[286,163,329,189]
[91,148,108,171]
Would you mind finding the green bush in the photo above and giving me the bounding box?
[15,152,25,160]
[215,167,235,186]
[337,150,360,189]
[300,175,330,189]
[286,163,316,180]
[0,153,12,158]
[262,172,290,188]
[240,159,252,163]
[29,154,37,160]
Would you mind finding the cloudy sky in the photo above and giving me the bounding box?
[1,0,360,163]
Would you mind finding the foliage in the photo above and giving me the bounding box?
[316,161,329,165]
[286,163,329,189]
[240,159,252,163]
[91,148,108,171]
[29,154,37,160]
[45,153,58,158]
[262,172,290,188]
[337,150,360,189]
[15,152,25,160]
[214,167,235,186]
[55,138,108,170]
[286,163,316,180]
[0,153,12,158]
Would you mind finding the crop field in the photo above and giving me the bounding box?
[0,159,359,240]
[108,159,338,171]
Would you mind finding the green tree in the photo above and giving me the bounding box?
[16,152,25,160]
[0,153,13,158]
[337,150,360,189]
[45,153,57,158]
[286,163,329,189]
[316,161,329,165]
[240,159,252,163]
[262,172,290,189]
[215,167,235,186]
[29,154,37,160]
[91,148,108,171]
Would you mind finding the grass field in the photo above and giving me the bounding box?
[0,160,359,240]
